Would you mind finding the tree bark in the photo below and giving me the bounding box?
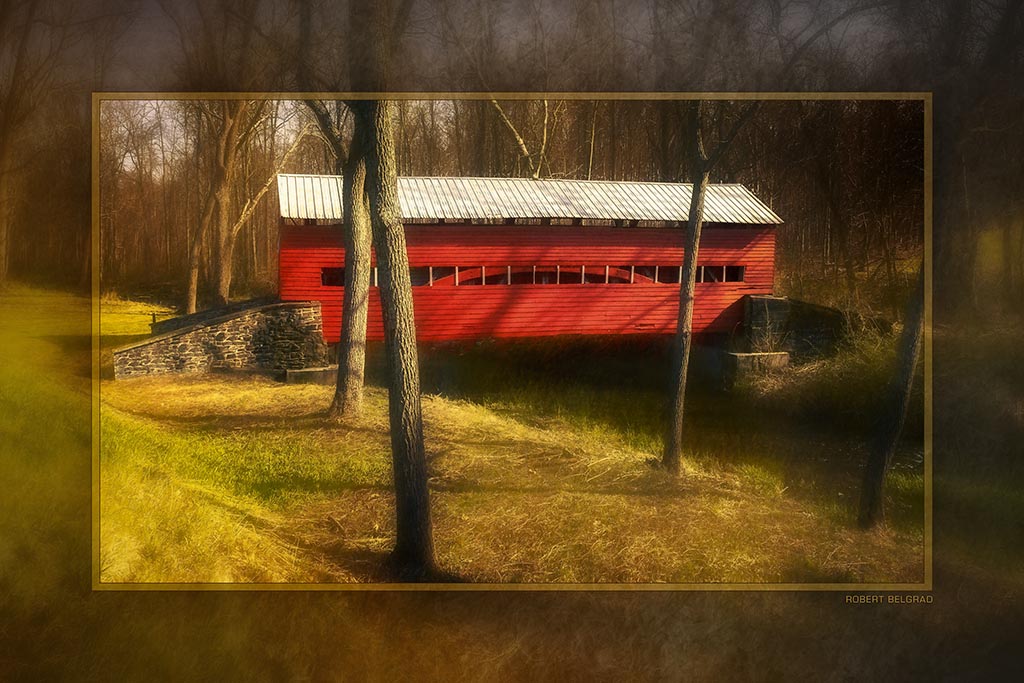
[186,101,240,312]
[661,101,759,474]
[329,108,373,420]
[858,268,925,528]
[186,178,219,314]
[363,99,436,578]
[211,103,244,308]
[212,185,234,307]
[0,151,9,285]
[663,167,710,474]
[489,99,536,178]
[662,101,713,475]
[586,101,597,180]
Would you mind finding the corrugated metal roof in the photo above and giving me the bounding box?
[277,174,782,225]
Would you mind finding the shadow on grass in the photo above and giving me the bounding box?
[780,556,858,583]
[245,480,392,501]
[312,544,396,583]
[40,333,148,380]
[151,481,466,583]
[118,411,387,435]
[427,476,712,500]
[310,544,466,583]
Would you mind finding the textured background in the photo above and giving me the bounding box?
[3,1,1022,679]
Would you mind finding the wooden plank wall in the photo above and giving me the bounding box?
[279,224,776,342]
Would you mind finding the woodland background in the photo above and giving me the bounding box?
[96,97,925,320]
[1,0,1022,679]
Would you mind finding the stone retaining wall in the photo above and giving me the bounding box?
[113,301,328,379]
[149,297,276,335]
[745,295,849,357]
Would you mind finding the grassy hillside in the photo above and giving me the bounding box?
[90,291,925,584]
[2,285,1022,680]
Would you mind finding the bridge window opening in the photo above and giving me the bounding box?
[656,265,681,284]
[321,268,345,287]
[409,267,431,286]
[337,264,748,287]
[456,266,483,285]
[559,266,583,284]
[699,265,725,283]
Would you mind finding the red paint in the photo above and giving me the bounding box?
[279,224,775,342]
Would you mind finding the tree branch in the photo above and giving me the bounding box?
[304,99,347,163]
[231,122,313,237]
[489,99,536,178]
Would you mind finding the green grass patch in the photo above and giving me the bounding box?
[1,285,931,585]
[97,340,926,584]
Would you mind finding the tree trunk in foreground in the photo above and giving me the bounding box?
[329,108,373,420]
[858,268,925,528]
[212,184,235,307]
[363,99,436,578]
[186,179,219,314]
[660,100,762,474]
[0,157,9,285]
[662,168,710,474]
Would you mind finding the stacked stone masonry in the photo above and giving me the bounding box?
[113,301,329,379]
[744,294,873,357]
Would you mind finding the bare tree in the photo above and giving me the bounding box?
[0,0,74,284]
[184,100,266,312]
[158,0,286,311]
[330,123,373,419]
[859,268,925,528]
[353,0,438,578]
[296,2,375,420]
[926,0,1024,317]
[303,98,374,421]
[662,100,759,473]
[362,98,437,578]
[661,1,887,473]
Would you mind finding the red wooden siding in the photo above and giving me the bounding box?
[279,224,775,342]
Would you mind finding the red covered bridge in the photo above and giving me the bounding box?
[276,175,782,343]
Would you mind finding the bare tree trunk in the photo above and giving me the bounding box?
[185,251,201,313]
[661,100,759,474]
[609,102,618,179]
[489,99,536,178]
[880,217,900,319]
[858,268,925,528]
[586,101,597,180]
[208,100,256,309]
[452,101,465,175]
[186,102,237,312]
[663,168,710,473]
[298,3,377,422]
[186,188,218,314]
[364,99,436,578]
[329,111,372,420]
[0,154,9,285]
[830,191,858,305]
[212,190,234,307]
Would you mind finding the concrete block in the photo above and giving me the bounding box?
[282,365,339,385]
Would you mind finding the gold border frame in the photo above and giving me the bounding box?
[92,91,933,592]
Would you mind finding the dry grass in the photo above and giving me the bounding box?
[100,369,924,584]
[42,289,921,584]
[6,286,1023,680]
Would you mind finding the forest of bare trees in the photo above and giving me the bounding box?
[94,96,925,320]
[2,0,1020,325]
[3,0,1024,676]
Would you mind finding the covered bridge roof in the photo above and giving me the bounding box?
[277,174,782,226]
